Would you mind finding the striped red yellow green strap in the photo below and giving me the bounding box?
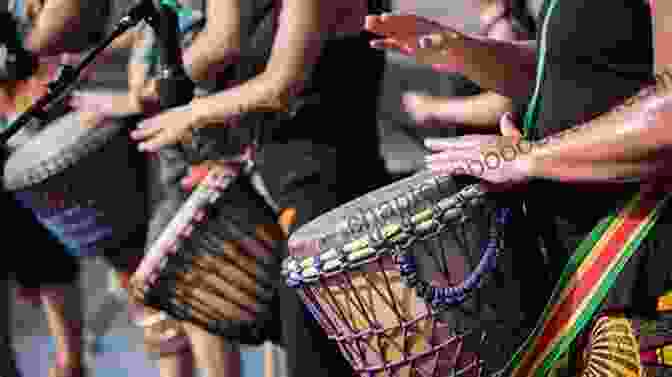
[505,189,671,377]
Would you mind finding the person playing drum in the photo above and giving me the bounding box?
[67,1,245,377]
[366,0,672,375]
[123,0,392,376]
[0,1,112,376]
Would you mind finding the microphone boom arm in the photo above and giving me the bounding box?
[0,0,158,145]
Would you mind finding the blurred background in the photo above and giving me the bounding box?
[7,0,486,376]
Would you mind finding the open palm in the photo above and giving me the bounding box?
[365,13,468,72]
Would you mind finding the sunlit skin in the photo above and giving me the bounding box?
[364,13,537,99]
[128,0,365,152]
[367,5,672,189]
[403,0,529,133]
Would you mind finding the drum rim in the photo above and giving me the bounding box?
[288,170,455,253]
[3,112,137,191]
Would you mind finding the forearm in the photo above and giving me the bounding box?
[192,72,290,125]
[421,33,537,98]
[443,91,514,128]
[182,0,241,83]
[459,37,537,99]
[525,68,672,182]
[191,0,327,125]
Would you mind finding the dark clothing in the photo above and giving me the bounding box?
[522,0,668,321]
[1,189,79,287]
[527,0,653,229]
[142,3,390,377]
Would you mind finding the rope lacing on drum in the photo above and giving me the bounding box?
[283,183,511,311]
[282,182,518,375]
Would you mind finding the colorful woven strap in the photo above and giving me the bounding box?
[505,190,671,377]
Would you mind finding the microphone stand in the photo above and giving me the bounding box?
[146,0,195,111]
[0,0,157,146]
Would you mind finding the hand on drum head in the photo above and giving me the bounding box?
[364,13,467,72]
[131,104,207,152]
[424,112,533,187]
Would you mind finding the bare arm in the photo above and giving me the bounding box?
[520,68,671,182]
[425,2,672,185]
[419,35,538,99]
[409,90,514,130]
[365,14,538,99]
[182,0,241,83]
[190,0,330,125]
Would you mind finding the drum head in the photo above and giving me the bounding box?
[289,169,456,257]
[3,111,143,191]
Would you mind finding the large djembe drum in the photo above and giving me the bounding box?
[283,170,542,377]
[3,111,147,257]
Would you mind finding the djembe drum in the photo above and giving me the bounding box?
[283,170,543,377]
[3,110,147,257]
[129,164,282,344]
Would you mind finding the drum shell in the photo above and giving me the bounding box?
[5,113,147,257]
[131,177,283,344]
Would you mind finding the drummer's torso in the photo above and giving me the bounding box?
[238,0,386,147]
[526,0,655,231]
[185,0,387,160]
[533,0,653,135]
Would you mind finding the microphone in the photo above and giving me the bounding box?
[0,11,38,82]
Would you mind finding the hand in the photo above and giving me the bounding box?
[424,112,533,185]
[364,13,467,72]
[130,104,200,152]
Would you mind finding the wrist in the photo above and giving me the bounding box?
[520,141,544,179]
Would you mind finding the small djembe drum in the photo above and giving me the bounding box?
[130,165,282,344]
[283,170,539,377]
[3,111,147,257]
